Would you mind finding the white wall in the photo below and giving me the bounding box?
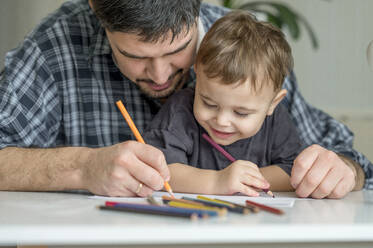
[0,0,66,69]
[281,0,373,117]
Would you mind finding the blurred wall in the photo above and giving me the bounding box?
[281,0,373,117]
[0,0,66,69]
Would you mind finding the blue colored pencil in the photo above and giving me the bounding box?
[104,201,218,218]
[99,205,198,219]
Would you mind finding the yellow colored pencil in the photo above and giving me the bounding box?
[197,195,236,208]
[167,201,227,216]
[116,100,174,198]
[162,196,205,206]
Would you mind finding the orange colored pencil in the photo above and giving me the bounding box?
[116,100,175,198]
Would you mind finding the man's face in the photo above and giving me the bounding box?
[106,24,198,99]
[193,64,280,146]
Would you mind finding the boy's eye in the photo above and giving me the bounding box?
[234,111,249,117]
[202,100,217,108]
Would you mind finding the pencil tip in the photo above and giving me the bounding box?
[168,189,175,198]
[267,190,274,198]
[164,181,175,198]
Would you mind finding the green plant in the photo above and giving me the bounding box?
[222,0,319,49]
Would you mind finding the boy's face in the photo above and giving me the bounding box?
[193,65,286,146]
[106,24,198,99]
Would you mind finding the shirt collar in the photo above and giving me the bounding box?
[196,17,206,52]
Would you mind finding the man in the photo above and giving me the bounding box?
[0,0,371,198]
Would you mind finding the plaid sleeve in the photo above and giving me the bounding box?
[282,71,373,189]
[0,38,61,149]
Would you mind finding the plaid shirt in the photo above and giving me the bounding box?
[1,0,372,188]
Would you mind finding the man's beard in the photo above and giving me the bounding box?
[136,69,187,99]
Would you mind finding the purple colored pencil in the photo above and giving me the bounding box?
[202,133,274,197]
[202,133,236,162]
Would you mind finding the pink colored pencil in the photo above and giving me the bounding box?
[202,133,274,197]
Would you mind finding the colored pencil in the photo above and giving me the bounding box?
[196,196,251,214]
[182,196,249,215]
[166,201,226,216]
[105,201,218,218]
[202,133,274,198]
[245,199,284,215]
[99,206,199,220]
[214,197,260,213]
[116,100,174,198]
[146,196,160,205]
[162,195,206,207]
[183,196,229,208]
[197,196,235,208]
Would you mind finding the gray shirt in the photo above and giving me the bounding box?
[144,88,305,175]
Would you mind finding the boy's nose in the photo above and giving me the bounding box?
[216,112,231,127]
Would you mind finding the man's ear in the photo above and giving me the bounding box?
[88,0,93,10]
[267,89,287,115]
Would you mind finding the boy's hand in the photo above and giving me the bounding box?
[215,160,270,196]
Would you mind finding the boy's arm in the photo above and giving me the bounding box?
[168,161,270,196]
[168,163,219,194]
[169,163,294,194]
[260,165,294,192]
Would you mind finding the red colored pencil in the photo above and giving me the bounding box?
[245,199,284,215]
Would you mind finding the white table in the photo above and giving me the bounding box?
[1,190,373,248]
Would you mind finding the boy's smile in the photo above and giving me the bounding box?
[210,128,236,140]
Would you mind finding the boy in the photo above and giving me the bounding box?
[143,11,303,196]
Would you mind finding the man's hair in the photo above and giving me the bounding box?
[196,10,293,92]
[90,0,201,43]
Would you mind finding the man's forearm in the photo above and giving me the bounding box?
[339,154,365,191]
[0,147,92,191]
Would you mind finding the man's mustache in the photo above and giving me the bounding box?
[136,69,183,84]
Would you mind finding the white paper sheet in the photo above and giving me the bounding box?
[90,191,296,208]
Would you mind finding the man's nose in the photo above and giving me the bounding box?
[147,58,172,84]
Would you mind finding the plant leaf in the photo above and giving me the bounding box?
[236,1,319,49]
[222,0,234,9]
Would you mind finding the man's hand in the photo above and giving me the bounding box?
[81,141,170,197]
[290,144,356,199]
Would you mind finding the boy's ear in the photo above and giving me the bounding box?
[266,89,287,115]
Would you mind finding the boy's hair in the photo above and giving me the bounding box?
[90,0,201,43]
[196,10,293,92]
